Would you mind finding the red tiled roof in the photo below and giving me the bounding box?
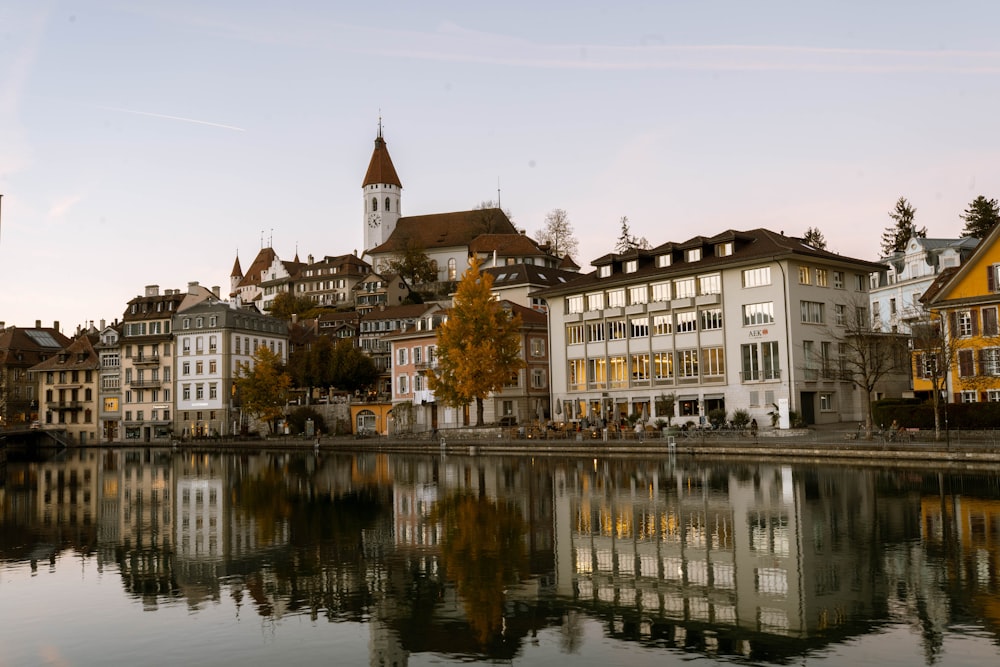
[236,247,278,289]
[369,208,517,254]
[362,135,402,188]
[469,233,545,255]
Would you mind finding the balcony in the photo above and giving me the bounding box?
[128,379,162,388]
[740,369,782,382]
[133,354,160,366]
[49,401,84,411]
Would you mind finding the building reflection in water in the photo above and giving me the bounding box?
[2,449,999,664]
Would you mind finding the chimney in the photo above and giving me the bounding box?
[308,254,314,264]
[100,319,106,329]
[54,321,59,332]
[36,319,41,328]
[145,285,160,297]
[188,281,200,294]
[212,285,220,298]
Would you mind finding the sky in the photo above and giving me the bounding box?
[3,1,1000,334]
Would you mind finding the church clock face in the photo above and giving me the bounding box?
[368,212,381,228]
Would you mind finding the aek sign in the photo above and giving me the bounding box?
[748,329,769,338]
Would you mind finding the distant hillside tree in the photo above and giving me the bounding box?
[384,239,438,292]
[803,226,827,249]
[427,258,524,426]
[535,208,578,259]
[880,197,926,256]
[960,195,1000,239]
[329,338,378,394]
[269,291,318,320]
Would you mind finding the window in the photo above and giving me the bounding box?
[196,384,204,400]
[531,368,547,388]
[567,295,583,313]
[587,358,607,388]
[716,242,734,257]
[607,289,626,307]
[743,302,775,326]
[835,304,846,326]
[182,384,191,400]
[588,322,605,342]
[587,292,605,311]
[961,390,977,403]
[447,258,457,280]
[609,356,628,388]
[800,301,825,324]
[652,314,672,335]
[815,269,828,287]
[819,393,834,411]
[656,254,672,268]
[629,285,648,304]
[397,375,409,395]
[980,348,1000,376]
[608,320,627,340]
[833,271,844,289]
[673,278,696,299]
[889,298,897,315]
[984,307,999,337]
[803,341,817,380]
[630,317,649,338]
[957,310,974,337]
[988,264,1000,292]
[652,282,671,301]
[530,338,545,356]
[702,347,725,377]
[676,311,697,333]
[680,350,699,378]
[397,348,408,366]
[631,354,650,383]
[699,274,721,295]
[598,265,611,278]
[987,390,1000,402]
[654,352,674,380]
[413,346,422,364]
[195,361,203,375]
[567,324,585,345]
[700,308,723,330]
[741,342,780,381]
[821,341,833,377]
[624,259,638,273]
[919,352,938,378]
[686,248,702,262]
[742,267,771,287]
[569,359,586,390]
[798,266,811,284]
[209,384,218,400]
[854,273,867,291]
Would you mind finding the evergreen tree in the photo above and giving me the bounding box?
[614,216,649,253]
[803,226,827,250]
[960,195,1000,239]
[880,197,926,256]
[427,258,525,426]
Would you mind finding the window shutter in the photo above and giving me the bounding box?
[954,392,962,403]
[989,265,996,293]
[972,308,980,336]
[950,311,958,336]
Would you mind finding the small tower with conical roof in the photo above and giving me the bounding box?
[362,119,402,252]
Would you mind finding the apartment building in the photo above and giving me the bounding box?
[540,229,887,428]
[0,320,69,426]
[173,299,288,437]
[95,323,122,441]
[32,331,101,444]
[119,283,216,442]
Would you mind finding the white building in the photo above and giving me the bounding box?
[540,229,890,428]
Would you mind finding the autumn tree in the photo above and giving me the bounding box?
[960,195,1000,239]
[384,238,438,295]
[535,208,579,259]
[329,338,378,394]
[268,291,318,320]
[287,334,336,399]
[803,226,827,250]
[235,345,292,434]
[880,197,926,256]
[427,257,525,426]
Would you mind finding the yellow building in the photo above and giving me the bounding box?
[925,224,1000,403]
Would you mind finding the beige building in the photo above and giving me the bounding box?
[32,330,101,444]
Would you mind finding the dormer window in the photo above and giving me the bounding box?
[716,242,733,257]
[598,265,612,278]
[686,248,702,262]
[657,254,672,268]
[624,260,638,273]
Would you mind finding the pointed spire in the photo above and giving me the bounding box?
[231,253,243,278]
[363,123,401,188]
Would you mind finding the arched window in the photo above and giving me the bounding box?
[385,197,391,212]
[447,258,457,280]
[372,197,378,212]
[356,410,376,434]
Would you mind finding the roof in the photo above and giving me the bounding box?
[918,267,959,305]
[482,263,580,288]
[0,326,72,368]
[29,333,100,372]
[231,254,243,278]
[368,208,518,255]
[234,247,278,291]
[925,220,1000,307]
[360,303,439,323]
[362,133,402,188]
[537,228,884,298]
[469,233,546,256]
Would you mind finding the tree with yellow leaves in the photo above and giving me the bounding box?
[235,345,291,434]
[428,257,525,426]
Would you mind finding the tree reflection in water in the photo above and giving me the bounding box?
[431,491,529,647]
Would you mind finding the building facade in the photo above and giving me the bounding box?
[541,229,889,429]
[32,331,101,444]
[0,321,69,427]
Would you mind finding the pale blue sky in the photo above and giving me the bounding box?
[3,1,1000,332]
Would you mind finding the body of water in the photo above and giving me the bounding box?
[1,446,998,666]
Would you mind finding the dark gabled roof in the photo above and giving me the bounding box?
[469,233,545,256]
[362,133,402,188]
[926,221,1000,307]
[559,254,580,271]
[918,267,960,305]
[29,333,100,372]
[360,303,437,323]
[482,263,580,288]
[0,326,72,367]
[537,228,883,298]
[499,300,548,326]
[368,208,518,255]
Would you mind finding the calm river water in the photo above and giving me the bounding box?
[1,446,999,666]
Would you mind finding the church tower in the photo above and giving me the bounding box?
[362,122,402,252]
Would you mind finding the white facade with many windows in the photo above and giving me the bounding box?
[542,229,886,428]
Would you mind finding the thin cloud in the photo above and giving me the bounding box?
[96,105,246,132]
[48,194,82,220]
